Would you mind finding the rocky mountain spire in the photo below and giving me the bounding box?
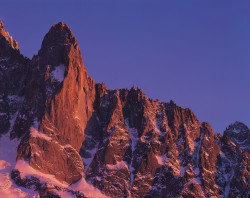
[224,121,250,153]
[38,22,76,65]
[15,22,96,184]
[36,22,87,78]
[0,20,29,136]
[0,21,248,198]
[0,20,19,50]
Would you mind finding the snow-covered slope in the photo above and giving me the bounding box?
[0,133,39,198]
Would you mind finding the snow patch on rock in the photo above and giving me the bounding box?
[82,147,98,174]
[125,119,139,189]
[30,127,52,141]
[14,160,68,187]
[70,178,107,198]
[50,64,65,82]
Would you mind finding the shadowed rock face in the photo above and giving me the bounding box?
[0,20,249,197]
[224,121,250,153]
[215,134,250,198]
[0,20,29,136]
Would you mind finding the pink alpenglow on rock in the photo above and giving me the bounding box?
[0,20,249,198]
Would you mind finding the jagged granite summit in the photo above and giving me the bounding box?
[0,20,249,198]
[224,121,250,153]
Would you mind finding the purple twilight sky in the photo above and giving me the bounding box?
[0,0,249,133]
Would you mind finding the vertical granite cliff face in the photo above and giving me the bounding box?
[0,21,249,198]
[15,22,97,185]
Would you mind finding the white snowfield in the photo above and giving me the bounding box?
[0,133,39,198]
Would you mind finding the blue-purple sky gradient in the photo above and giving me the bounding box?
[1,0,249,133]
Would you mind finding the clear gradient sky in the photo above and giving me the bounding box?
[0,0,249,133]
